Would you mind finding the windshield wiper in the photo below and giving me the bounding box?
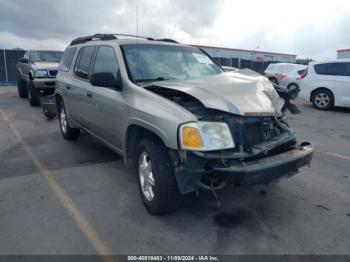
[135,77,175,83]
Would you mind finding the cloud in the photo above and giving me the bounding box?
[0,0,350,59]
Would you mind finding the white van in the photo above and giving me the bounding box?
[299,59,350,110]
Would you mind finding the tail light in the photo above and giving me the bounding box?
[300,69,308,79]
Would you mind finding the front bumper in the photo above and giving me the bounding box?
[170,142,314,194]
[32,78,56,89]
[212,142,314,186]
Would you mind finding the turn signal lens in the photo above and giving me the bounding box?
[182,127,203,149]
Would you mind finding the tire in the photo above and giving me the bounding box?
[136,138,182,215]
[311,89,334,111]
[57,100,80,140]
[16,72,27,98]
[287,83,298,91]
[27,81,40,106]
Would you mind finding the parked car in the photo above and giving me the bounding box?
[264,63,306,88]
[55,34,314,215]
[16,50,63,106]
[222,66,239,72]
[299,59,350,110]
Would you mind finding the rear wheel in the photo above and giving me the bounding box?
[287,83,298,91]
[58,100,80,140]
[27,81,40,106]
[16,72,27,98]
[311,89,334,111]
[136,138,182,215]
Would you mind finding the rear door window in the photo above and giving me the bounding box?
[75,46,95,79]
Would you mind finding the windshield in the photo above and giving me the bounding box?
[30,51,63,63]
[121,44,223,83]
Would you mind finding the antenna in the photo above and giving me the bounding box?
[136,5,139,81]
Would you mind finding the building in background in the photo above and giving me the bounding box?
[0,49,26,85]
[192,44,297,73]
[337,49,350,59]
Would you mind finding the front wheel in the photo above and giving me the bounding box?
[311,89,334,111]
[27,81,40,106]
[16,73,27,98]
[136,138,182,215]
[58,100,80,140]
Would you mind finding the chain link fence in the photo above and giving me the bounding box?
[0,49,26,85]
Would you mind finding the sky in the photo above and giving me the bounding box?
[1,0,350,60]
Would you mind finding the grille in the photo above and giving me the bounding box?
[244,123,262,146]
[48,70,58,77]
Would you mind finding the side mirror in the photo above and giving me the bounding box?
[19,57,28,64]
[90,72,122,90]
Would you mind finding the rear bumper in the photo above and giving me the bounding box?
[213,142,314,186]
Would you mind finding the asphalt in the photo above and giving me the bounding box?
[0,86,349,255]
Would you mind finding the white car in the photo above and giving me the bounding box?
[222,66,239,72]
[264,63,306,89]
[299,59,350,110]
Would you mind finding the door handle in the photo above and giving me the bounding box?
[66,85,71,90]
[87,91,93,98]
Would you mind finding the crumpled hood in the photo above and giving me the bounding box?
[146,72,285,116]
[31,61,59,70]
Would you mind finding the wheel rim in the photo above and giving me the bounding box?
[138,151,155,201]
[315,92,330,108]
[60,107,67,134]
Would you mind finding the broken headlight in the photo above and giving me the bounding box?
[179,122,235,151]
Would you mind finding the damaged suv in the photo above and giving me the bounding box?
[55,34,314,215]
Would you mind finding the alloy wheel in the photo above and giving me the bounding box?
[138,151,155,201]
[314,92,330,109]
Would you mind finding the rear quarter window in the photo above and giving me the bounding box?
[59,47,77,72]
[314,63,346,76]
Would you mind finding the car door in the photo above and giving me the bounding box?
[68,45,96,127]
[335,62,350,107]
[87,45,126,149]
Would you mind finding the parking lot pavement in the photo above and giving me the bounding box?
[0,86,349,255]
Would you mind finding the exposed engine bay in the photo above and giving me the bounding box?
[146,85,298,161]
[142,76,313,194]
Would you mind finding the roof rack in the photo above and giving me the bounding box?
[154,38,179,43]
[114,34,154,40]
[70,34,117,46]
[69,33,179,46]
